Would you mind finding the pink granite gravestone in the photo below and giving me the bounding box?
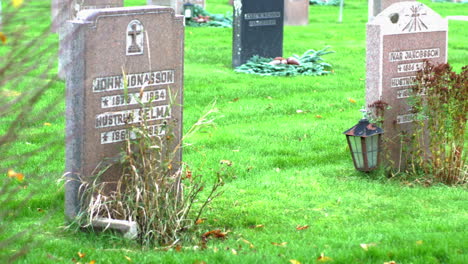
[65,6,184,221]
[366,2,447,169]
[284,0,309,26]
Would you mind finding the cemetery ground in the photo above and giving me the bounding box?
[1,0,467,263]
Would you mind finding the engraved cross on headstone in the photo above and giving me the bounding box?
[127,23,142,53]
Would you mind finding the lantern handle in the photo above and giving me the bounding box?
[359,108,368,120]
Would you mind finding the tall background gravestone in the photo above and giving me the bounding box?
[65,6,184,220]
[232,0,284,67]
[366,2,447,168]
[58,1,123,80]
[368,0,415,20]
[284,0,309,26]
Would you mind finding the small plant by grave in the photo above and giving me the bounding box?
[186,5,232,28]
[404,62,467,185]
[75,93,224,246]
[234,48,333,76]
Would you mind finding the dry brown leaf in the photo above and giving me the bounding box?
[89,261,96,264]
[289,260,301,264]
[296,225,309,231]
[202,229,228,239]
[271,242,287,247]
[240,239,254,248]
[77,252,85,258]
[315,115,323,119]
[7,169,24,181]
[360,243,377,251]
[348,98,357,104]
[384,261,396,264]
[249,224,264,229]
[193,261,206,264]
[175,244,182,252]
[0,32,7,44]
[124,256,132,262]
[195,218,205,225]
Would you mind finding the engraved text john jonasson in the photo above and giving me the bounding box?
[92,70,175,92]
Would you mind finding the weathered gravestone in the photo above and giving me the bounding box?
[58,0,124,78]
[232,0,284,67]
[284,0,309,26]
[65,6,184,221]
[368,0,415,20]
[52,0,123,33]
[366,2,447,168]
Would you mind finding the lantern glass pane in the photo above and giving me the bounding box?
[365,135,379,168]
[349,136,363,168]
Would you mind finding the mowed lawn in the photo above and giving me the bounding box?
[1,0,467,263]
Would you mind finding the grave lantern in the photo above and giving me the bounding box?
[343,113,383,172]
[183,2,194,19]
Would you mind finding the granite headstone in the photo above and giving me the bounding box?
[284,0,309,26]
[232,0,284,67]
[65,6,184,221]
[366,2,447,168]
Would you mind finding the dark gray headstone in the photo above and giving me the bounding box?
[65,6,184,221]
[232,0,284,67]
[366,2,447,169]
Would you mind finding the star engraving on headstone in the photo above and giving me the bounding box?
[127,23,142,54]
[102,134,108,142]
[102,98,109,106]
[402,5,428,32]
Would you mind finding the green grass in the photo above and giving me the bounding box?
[1,0,467,263]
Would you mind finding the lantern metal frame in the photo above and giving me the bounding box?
[343,118,384,172]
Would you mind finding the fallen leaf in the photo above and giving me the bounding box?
[193,261,206,264]
[360,243,377,251]
[231,248,237,255]
[249,224,264,229]
[195,218,205,225]
[175,244,182,252]
[12,0,24,8]
[232,98,239,102]
[202,229,228,239]
[0,32,7,44]
[37,208,44,213]
[240,239,254,248]
[185,170,192,179]
[220,160,233,166]
[416,240,423,245]
[124,256,132,262]
[317,253,332,262]
[213,247,219,253]
[289,260,301,264]
[315,115,323,119]
[384,261,396,264]
[348,98,357,104]
[43,122,52,126]
[296,225,309,231]
[7,169,24,181]
[89,261,96,264]
[78,252,85,258]
[271,242,287,247]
